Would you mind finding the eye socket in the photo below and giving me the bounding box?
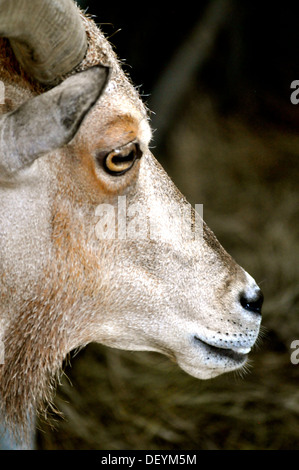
[103,142,141,176]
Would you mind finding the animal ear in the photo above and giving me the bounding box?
[0,65,110,177]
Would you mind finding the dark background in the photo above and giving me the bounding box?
[37,1,299,449]
[76,1,299,133]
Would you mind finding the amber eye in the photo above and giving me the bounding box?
[103,142,141,176]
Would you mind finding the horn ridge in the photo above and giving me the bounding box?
[0,0,88,84]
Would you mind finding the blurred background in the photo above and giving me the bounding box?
[37,0,299,449]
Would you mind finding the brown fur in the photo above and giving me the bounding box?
[0,7,124,441]
[0,4,262,445]
[0,38,44,94]
[1,181,106,438]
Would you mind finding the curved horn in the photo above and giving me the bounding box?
[0,0,87,84]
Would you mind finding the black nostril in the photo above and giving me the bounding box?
[240,290,264,315]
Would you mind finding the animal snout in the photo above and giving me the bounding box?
[240,289,264,315]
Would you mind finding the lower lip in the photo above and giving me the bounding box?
[194,337,248,363]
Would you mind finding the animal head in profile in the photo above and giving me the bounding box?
[0,0,262,440]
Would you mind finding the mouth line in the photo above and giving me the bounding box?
[194,336,250,363]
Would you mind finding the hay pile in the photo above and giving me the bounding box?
[37,88,299,450]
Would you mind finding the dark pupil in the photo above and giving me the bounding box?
[112,151,135,165]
